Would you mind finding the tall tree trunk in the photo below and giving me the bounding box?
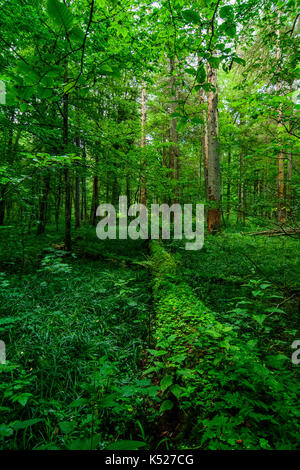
[0,186,7,226]
[55,172,62,232]
[0,110,15,226]
[199,87,208,200]
[162,113,168,203]
[75,172,81,229]
[206,62,221,233]
[226,147,231,222]
[140,83,147,206]
[111,173,119,207]
[276,12,285,223]
[169,57,179,204]
[287,152,292,215]
[81,143,87,220]
[37,173,51,235]
[63,73,72,250]
[90,155,99,226]
[126,174,131,208]
[74,133,81,229]
[237,137,246,225]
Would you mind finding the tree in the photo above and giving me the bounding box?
[206,62,221,233]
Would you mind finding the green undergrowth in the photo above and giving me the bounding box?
[0,223,148,274]
[146,241,300,450]
[0,236,155,450]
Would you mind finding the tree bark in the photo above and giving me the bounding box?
[0,186,7,226]
[169,57,179,204]
[140,83,147,206]
[81,143,87,220]
[287,152,292,213]
[226,147,231,222]
[74,116,81,229]
[276,12,285,223]
[206,62,221,233]
[199,87,208,200]
[63,72,72,251]
[75,172,81,229]
[37,173,51,235]
[90,154,99,226]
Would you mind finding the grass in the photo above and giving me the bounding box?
[0,230,153,449]
[0,224,299,449]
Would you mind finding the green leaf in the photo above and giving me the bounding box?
[185,67,197,76]
[47,0,74,31]
[219,5,234,20]
[177,117,189,132]
[196,63,206,83]
[69,26,85,43]
[20,103,28,112]
[220,21,236,38]
[159,399,174,413]
[259,283,271,289]
[0,424,13,437]
[39,88,52,99]
[253,314,267,325]
[58,421,77,434]
[160,375,173,392]
[11,419,42,431]
[208,57,221,69]
[191,117,204,125]
[106,440,147,450]
[266,354,289,369]
[232,57,246,66]
[11,393,32,406]
[182,9,201,24]
[147,348,168,357]
[99,392,119,408]
[259,438,271,450]
[264,307,285,314]
[68,398,88,408]
[0,317,21,325]
[170,384,184,399]
[68,434,102,450]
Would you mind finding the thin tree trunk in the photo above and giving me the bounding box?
[276,12,285,223]
[55,172,62,232]
[81,144,87,220]
[37,173,51,235]
[90,155,99,226]
[206,62,221,233]
[169,56,179,204]
[0,186,7,226]
[63,70,72,250]
[0,110,15,226]
[237,149,245,225]
[287,152,292,214]
[74,132,81,229]
[199,87,208,199]
[226,147,231,222]
[162,113,168,204]
[140,83,147,206]
[75,173,81,229]
[126,174,131,208]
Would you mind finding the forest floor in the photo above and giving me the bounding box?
[0,224,299,450]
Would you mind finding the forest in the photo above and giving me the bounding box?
[0,0,299,452]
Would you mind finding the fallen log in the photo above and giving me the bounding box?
[241,228,300,237]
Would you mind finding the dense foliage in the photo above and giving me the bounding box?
[0,0,299,451]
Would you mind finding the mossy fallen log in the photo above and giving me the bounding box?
[144,241,300,450]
